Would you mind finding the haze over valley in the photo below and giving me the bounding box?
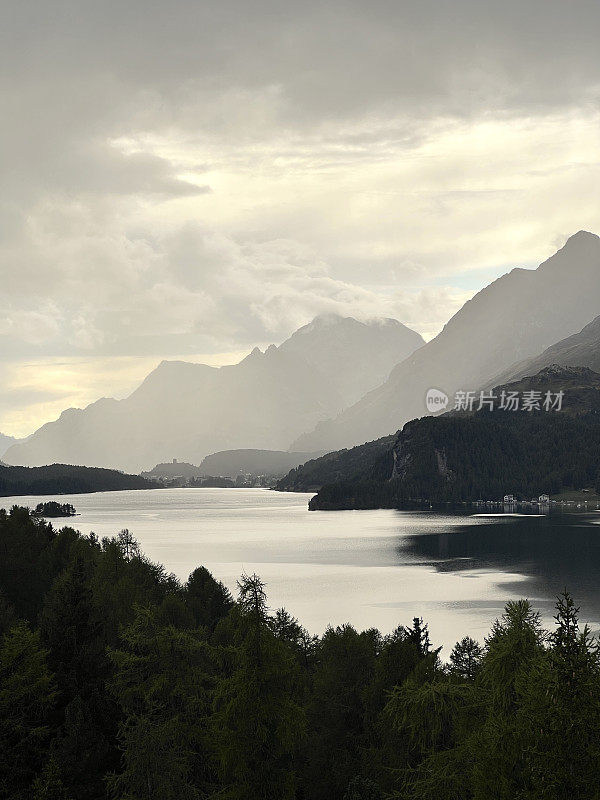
[3,314,423,471]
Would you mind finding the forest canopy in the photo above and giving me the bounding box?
[0,506,599,799]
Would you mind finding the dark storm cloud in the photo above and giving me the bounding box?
[1,0,597,218]
[2,0,598,201]
[4,0,599,120]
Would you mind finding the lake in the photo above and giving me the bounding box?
[4,487,600,654]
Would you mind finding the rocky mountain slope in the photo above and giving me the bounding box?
[292,231,600,453]
[279,314,424,406]
[490,314,600,386]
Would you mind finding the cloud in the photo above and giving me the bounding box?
[1,0,599,434]
[0,211,472,363]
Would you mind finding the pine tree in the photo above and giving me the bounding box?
[107,605,215,800]
[449,637,483,680]
[31,755,73,800]
[516,592,600,799]
[39,554,111,799]
[0,623,56,799]
[469,599,545,799]
[272,607,318,671]
[304,624,380,800]
[211,574,304,800]
[185,566,233,630]
[116,529,140,561]
[40,554,103,696]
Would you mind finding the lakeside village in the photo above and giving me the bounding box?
[144,459,279,489]
[474,492,600,512]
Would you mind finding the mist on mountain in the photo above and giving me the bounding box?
[293,231,600,452]
[4,314,422,472]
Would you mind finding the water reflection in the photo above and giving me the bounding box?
[398,511,600,625]
[4,489,600,646]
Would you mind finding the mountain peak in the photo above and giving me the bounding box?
[538,229,600,276]
[293,313,413,337]
[293,232,600,453]
[565,230,599,243]
[364,316,401,328]
[303,313,347,331]
[558,229,600,254]
[558,229,600,256]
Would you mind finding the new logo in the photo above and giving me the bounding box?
[425,388,449,413]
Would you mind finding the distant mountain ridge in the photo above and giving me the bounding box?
[141,461,205,480]
[197,449,326,477]
[0,434,17,459]
[143,449,324,480]
[4,347,340,473]
[4,314,422,472]
[293,231,600,452]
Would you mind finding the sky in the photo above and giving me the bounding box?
[1,0,599,437]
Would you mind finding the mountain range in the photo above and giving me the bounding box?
[4,230,600,475]
[293,231,600,452]
[143,449,324,481]
[4,315,422,472]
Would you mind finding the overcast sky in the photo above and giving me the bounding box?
[1,0,599,436]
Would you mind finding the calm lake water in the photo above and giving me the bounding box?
[4,487,600,654]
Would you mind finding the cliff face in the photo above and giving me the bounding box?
[302,366,600,509]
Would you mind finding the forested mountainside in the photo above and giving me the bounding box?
[276,435,397,492]
[0,463,156,497]
[285,366,600,509]
[0,506,598,799]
